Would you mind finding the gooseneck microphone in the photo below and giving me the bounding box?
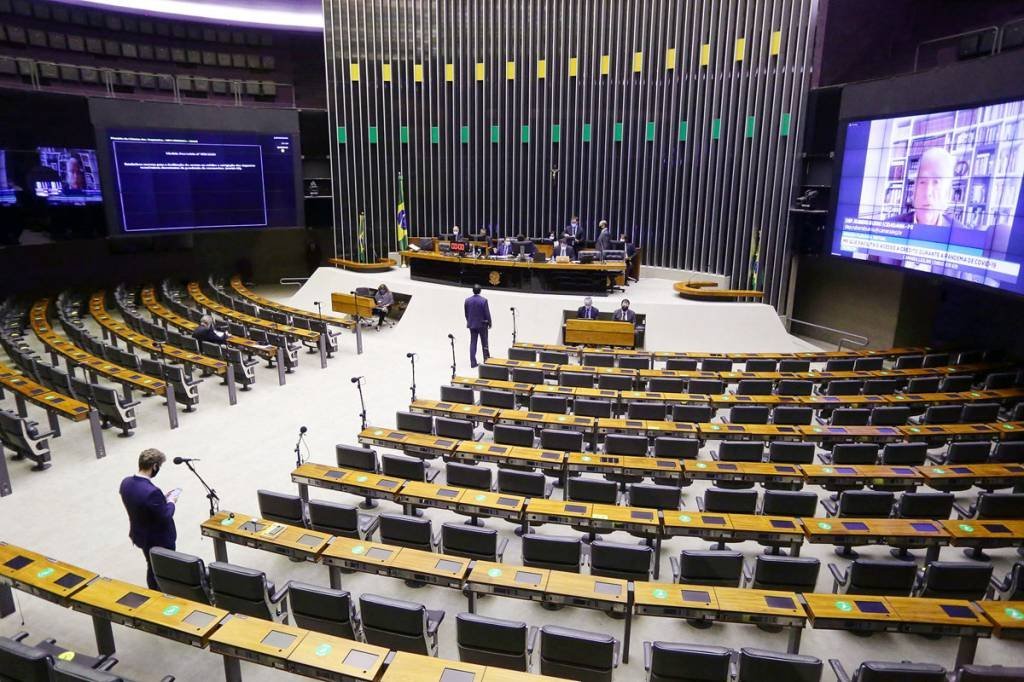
[351,376,363,383]
[510,307,518,344]
[295,426,308,466]
[173,457,200,464]
[407,352,418,402]
[175,457,220,517]
[447,333,457,380]
[352,376,368,430]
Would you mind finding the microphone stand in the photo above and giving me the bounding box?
[448,335,457,380]
[408,355,417,402]
[510,307,518,345]
[184,460,220,518]
[353,378,367,430]
[313,301,325,326]
[293,430,306,468]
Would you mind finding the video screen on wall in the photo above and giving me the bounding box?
[104,129,298,234]
[34,147,103,205]
[831,99,1024,295]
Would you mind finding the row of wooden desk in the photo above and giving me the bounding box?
[290,462,1024,566]
[483,356,1010,383]
[452,376,1024,410]
[0,541,560,682]
[229,275,354,330]
[197,510,1024,670]
[512,342,933,363]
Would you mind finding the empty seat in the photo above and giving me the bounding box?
[256,489,305,526]
[956,665,1024,681]
[359,593,444,655]
[440,385,475,404]
[653,436,700,460]
[830,558,917,596]
[937,441,992,465]
[727,405,770,424]
[989,562,1024,601]
[307,499,378,539]
[777,379,813,396]
[761,490,818,517]
[991,441,1024,464]
[567,477,618,504]
[939,375,974,392]
[666,358,699,370]
[905,376,941,393]
[736,647,822,682]
[702,358,732,372]
[745,359,778,372]
[960,402,1000,423]
[647,377,685,393]
[479,364,509,381]
[825,359,855,371]
[396,411,433,434]
[779,359,812,372]
[982,372,1016,390]
[539,351,570,365]
[583,353,615,367]
[880,442,927,466]
[912,404,963,425]
[480,388,516,409]
[825,379,863,396]
[628,402,667,421]
[441,522,507,561]
[644,641,732,682]
[378,513,435,551]
[746,555,820,592]
[894,492,954,519]
[869,406,911,426]
[701,487,757,514]
[382,453,437,483]
[689,379,725,394]
[521,533,582,572]
[830,660,947,682]
[823,490,894,517]
[671,404,714,423]
[959,492,1024,519]
[829,443,880,465]
[895,355,924,369]
[512,368,545,385]
[530,394,567,414]
[604,434,648,456]
[445,462,492,491]
[853,357,884,371]
[590,540,653,581]
[575,398,613,418]
[456,612,534,671]
[336,444,377,471]
[619,355,652,370]
[509,347,537,361]
[92,385,139,436]
[914,562,993,600]
[498,469,552,498]
[287,582,357,639]
[737,379,774,396]
[828,408,871,426]
[715,441,764,462]
[208,562,287,621]
[768,441,815,464]
[539,428,584,452]
[539,625,619,682]
[597,374,634,391]
[671,550,744,587]
[773,406,813,425]
[494,424,535,447]
[435,416,475,440]
[862,378,901,395]
[629,483,682,510]
[149,548,212,604]
[560,372,595,388]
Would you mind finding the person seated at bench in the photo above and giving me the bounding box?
[192,314,227,345]
[577,297,600,320]
[372,284,393,329]
[614,299,636,323]
[554,238,575,261]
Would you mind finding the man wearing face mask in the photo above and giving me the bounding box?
[563,215,583,248]
[613,298,636,323]
[119,448,180,589]
[496,236,514,257]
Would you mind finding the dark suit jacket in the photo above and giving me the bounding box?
[577,305,599,320]
[595,229,611,253]
[563,224,583,243]
[119,475,177,550]
[554,244,575,260]
[464,294,492,330]
[193,324,226,345]
[613,308,636,323]
[496,243,513,256]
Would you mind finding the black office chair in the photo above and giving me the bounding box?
[307,499,379,539]
[905,376,941,393]
[512,368,545,385]
[629,483,682,510]
[960,402,1000,423]
[378,513,436,552]
[957,492,1024,520]
[825,359,856,371]
[435,416,476,440]
[598,374,634,391]
[480,388,516,409]
[726,405,770,424]
[824,379,863,396]
[829,659,947,682]
[382,453,438,484]
[701,358,732,372]
[776,359,810,372]
[862,379,901,395]
[880,442,928,465]
[561,372,596,388]
[208,562,288,621]
[745,359,778,372]
[440,385,475,405]
[671,550,744,588]
[396,410,433,434]
[440,522,507,561]
[540,428,584,452]
[494,424,535,447]
[286,582,358,639]
[822,490,895,517]
[700,487,758,513]
[826,443,880,465]
[149,548,213,605]
[868,406,911,426]
[530,394,568,414]
[539,625,619,682]
[257,489,306,527]
[736,647,822,682]
[628,402,668,421]
[737,379,774,396]
[714,441,763,462]
[761,490,818,518]
[576,398,614,419]
[359,593,445,656]
[456,612,536,671]
[540,351,570,365]
[689,379,725,395]
[479,364,510,381]
[647,377,685,393]
[954,665,1024,681]
[583,353,615,368]
[522,533,583,573]
[773,406,813,425]
[652,437,700,485]
[939,375,974,392]
[768,441,816,464]
[894,492,954,520]
[989,562,1024,600]
[568,477,619,504]
[446,462,493,491]
[666,358,699,371]
[671,404,715,423]
[336,444,378,472]
[777,379,813,396]
[895,354,923,369]
[829,558,917,596]
[930,441,991,466]
[509,347,537,361]
[498,469,553,499]
[911,404,964,426]
[589,540,653,582]
[744,555,820,593]
[827,408,871,426]
[643,641,732,682]
[990,441,1024,464]
[982,372,1017,390]
[620,355,652,370]
[914,562,993,600]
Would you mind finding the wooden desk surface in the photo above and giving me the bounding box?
[803,593,897,626]
[618,455,683,477]
[321,536,400,568]
[202,511,331,557]
[209,613,305,661]
[452,376,536,394]
[566,451,621,472]
[390,548,471,582]
[544,571,628,606]
[71,576,164,620]
[188,282,320,341]
[0,542,97,602]
[398,481,465,507]
[456,440,566,467]
[727,514,805,539]
[940,519,1024,542]
[455,489,526,515]
[291,461,355,486]
[329,292,377,318]
[799,425,905,441]
[341,469,407,496]
[661,511,734,533]
[976,601,1024,639]
[231,275,353,328]
[497,409,596,430]
[921,463,1024,482]
[131,592,228,644]
[799,464,923,483]
[412,399,502,421]
[900,423,1000,440]
[803,518,949,539]
[358,426,461,454]
[995,421,1024,438]
[633,581,718,610]
[0,362,92,421]
[714,586,806,623]
[590,503,661,530]
[597,418,697,435]
[699,423,805,439]
[480,668,570,682]
[287,631,388,680]
[525,499,593,521]
[381,651,487,681]
[533,384,618,400]
[466,561,550,594]
[620,390,709,404]
[885,596,992,634]
[487,358,560,372]
[513,342,929,362]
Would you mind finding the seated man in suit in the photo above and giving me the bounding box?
[613,298,636,323]
[619,231,638,281]
[495,236,514,257]
[193,314,227,345]
[450,225,464,243]
[515,234,536,256]
[553,238,575,261]
[577,297,599,319]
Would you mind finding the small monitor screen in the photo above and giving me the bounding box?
[377,480,399,489]
[564,504,588,514]
[496,497,519,506]
[438,489,459,498]
[593,581,622,596]
[342,650,381,670]
[631,510,654,520]
[439,669,477,682]
[835,467,857,474]
[365,548,393,561]
[770,519,796,529]
[116,592,150,609]
[911,522,937,532]
[717,463,738,470]
[855,600,889,614]
[183,610,218,628]
[260,630,298,650]
[682,589,711,603]
[765,596,796,610]
[514,571,543,585]
[239,521,266,533]
[702,516,726,525]
[55,573,85,589]
[435,559,463,573]
[296,534,323,547]
[35,147,102,205]
[941,604,976,619]
[4,555,32,570]
[843,522,870,531]
[982,523,1011,533]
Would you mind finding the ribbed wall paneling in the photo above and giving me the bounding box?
[324,0,818,310]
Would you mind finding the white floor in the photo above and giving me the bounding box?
[0,267,1018,681]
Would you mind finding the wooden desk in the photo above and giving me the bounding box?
[389,548,471,588]
[597,418,697,438]
[455,441,566,469]
[564,319,636,348]
[674,280,763,301]
[803,592,896,633]
[290,463,406,504]
[452,376,536,396]
[920,463,1024,491]
[0,542,96,613]
[525,499,592,526]
[618,455,684,482]
[940,519,1024,560]
[589,504,661,536]
[995,421,1024,439]
[727,515,805,554]
[398,481,465,512]
[620,390,709,406]
[799,464,923,491]
[465,561,549,601]
[358,426,460,459]
[486,357,561,375]
[544,572,631,657]
[231,276,353,328]
[533,384,618,401]
[661,511,734,541]
[321,536,401,587]
[381,651,487,682]
[330,292,377,319]
[900,423,1000,443]
[798,425,906,444]
[565,452,621,476]
[188,282,320,345]
[633,581,718,619]
[410,399,502,424]
[201,511,331,563]
[976,601,1024,640]
[802,518,949,561]
[496,409,595,432]
[286,631,388,681]
[699,422,806,442]
[454,489,525,523]
[514,342,929,363]
[208,613,306,677]
[684,461,805,487]
[327,256,397,273]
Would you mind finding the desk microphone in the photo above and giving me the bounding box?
[350,376,363,383]
[299,426,308,434]
[173,457,200,465]
[447,333,455,340]
[406,352,416,358]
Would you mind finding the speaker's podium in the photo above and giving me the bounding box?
[561,312,645,349]
[331,291,376,355]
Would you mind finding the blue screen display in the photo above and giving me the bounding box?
[106,129,297,233]
[831,100,1024,295]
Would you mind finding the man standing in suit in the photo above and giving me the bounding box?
[613,299,636,323]
[563,215,583,247]
[464,284,492,368]
[554,238,575,260]
[595,220,611,257]
[192,314,227,345]
[119,449,180,589]
[577,297,599,319]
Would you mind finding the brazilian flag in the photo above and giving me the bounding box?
[356,211,367,263]
[396,172,409,250]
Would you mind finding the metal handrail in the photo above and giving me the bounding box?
[278,278,307,287]
[783,316,869,352]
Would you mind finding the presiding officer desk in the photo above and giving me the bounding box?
[402,250,626,294]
